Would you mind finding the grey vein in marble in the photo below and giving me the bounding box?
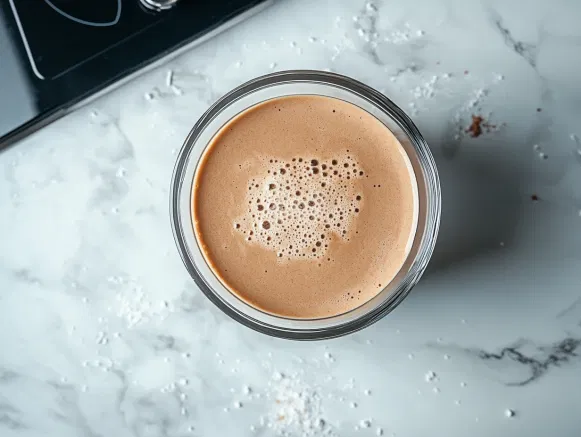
[489,9,539,69]
[431,336,581,387]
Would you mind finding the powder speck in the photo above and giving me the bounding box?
[425,371,437,382]
[360,419,372,428]
[505,409,516,418]
[265,371,334,436]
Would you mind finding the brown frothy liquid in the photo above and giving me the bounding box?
[192,95,418,318]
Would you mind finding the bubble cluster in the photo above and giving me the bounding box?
[234,154,365,261]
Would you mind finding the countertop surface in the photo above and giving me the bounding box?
[1,0,581,436]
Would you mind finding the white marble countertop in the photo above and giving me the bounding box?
[1,0,581,436]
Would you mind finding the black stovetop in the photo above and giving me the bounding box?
[0,0,270,149]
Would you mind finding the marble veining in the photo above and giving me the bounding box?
[490,11,539,69]
[429,336,581,387]
[1,0,581,436]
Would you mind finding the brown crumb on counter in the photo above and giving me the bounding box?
[537,108,542,112]
[467,115,484,137]
[531,194,539,202]
[466,115,498,138]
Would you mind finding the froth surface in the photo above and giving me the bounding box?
[235,154,364,261]
[193,95,417,318]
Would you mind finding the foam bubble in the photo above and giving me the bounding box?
[234,154,365,261]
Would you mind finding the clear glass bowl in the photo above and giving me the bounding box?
[170,70,440,340]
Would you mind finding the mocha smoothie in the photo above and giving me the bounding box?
[192,95,418,318]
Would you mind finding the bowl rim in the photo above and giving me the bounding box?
[170,70,441,340]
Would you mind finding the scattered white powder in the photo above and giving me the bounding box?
[171,84,184,96]
[365,1,377,12]
[360,419,372,428]
[115,166,126,178]
[411,75,439,100]
[109,276,172,328]
[571,135,581,159]
[352,1,424,49]
[264,371,336,436]
[466,88,488,109]
[165,70,174,87]
[424,371,437,382]
[383,24,425,44]
[96,331,108,345]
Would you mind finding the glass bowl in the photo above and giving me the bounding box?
[170,70,440,340]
